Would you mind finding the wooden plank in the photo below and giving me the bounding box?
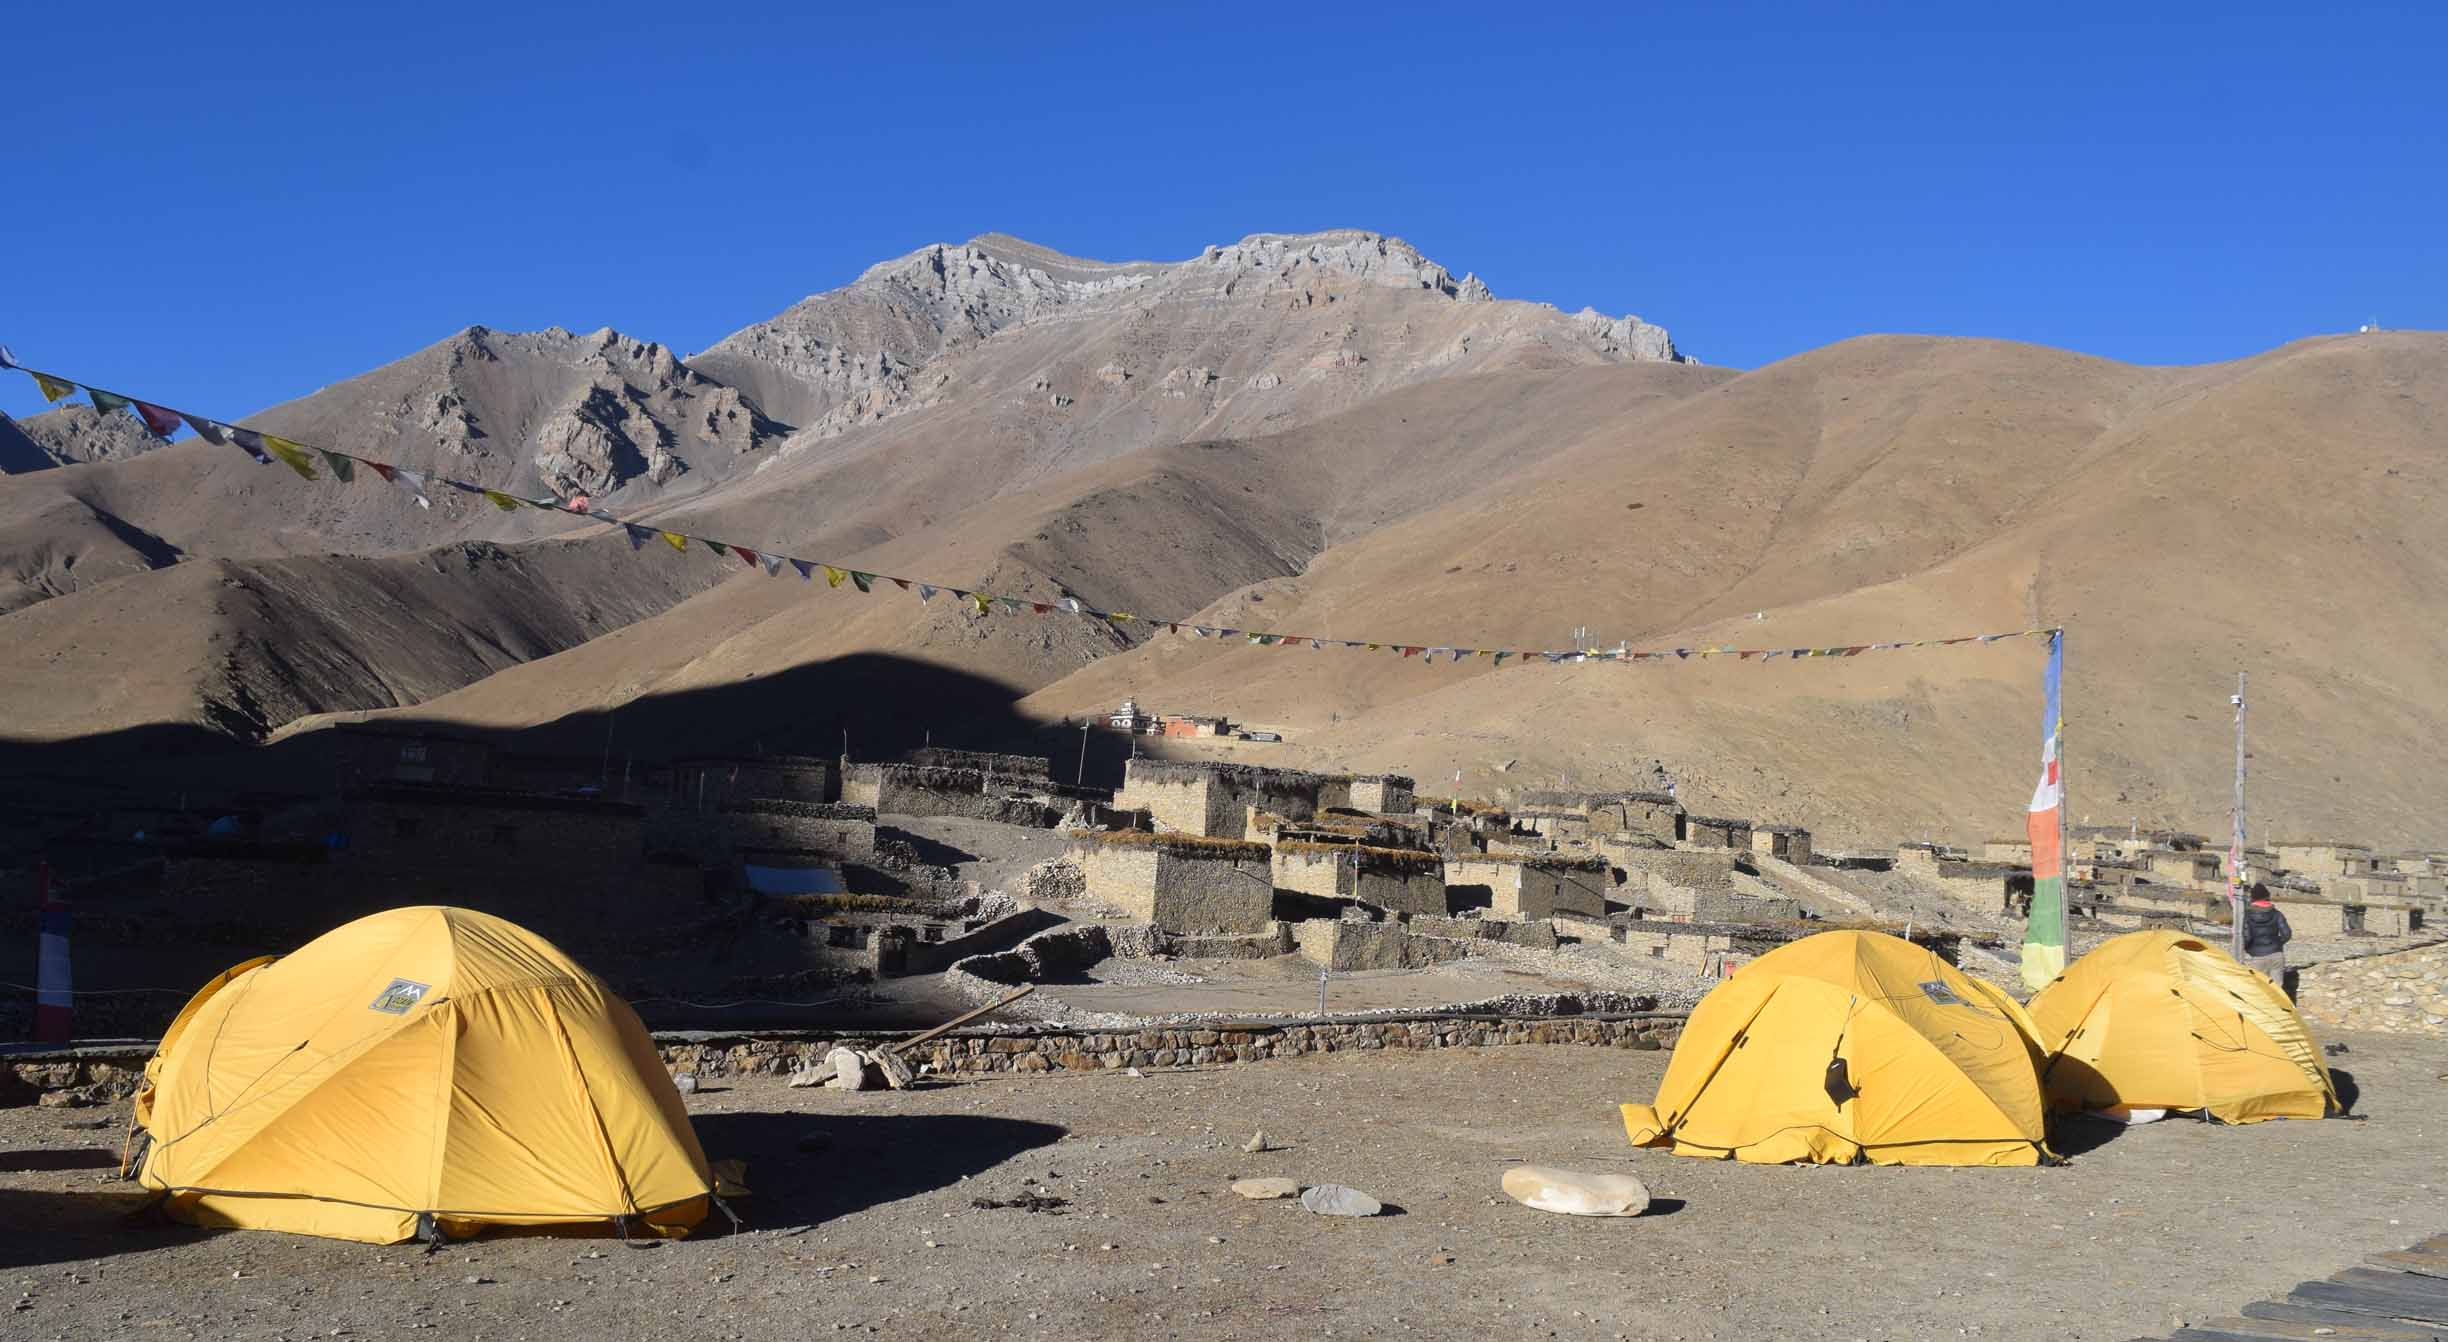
[2243,1299,2448,1336]
[2192,1314,2448,1342]
[2287,1281,2448,1324]
[878,985,1034,1057]
[2370,1251,2448,1279]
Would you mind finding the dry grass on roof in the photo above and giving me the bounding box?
[1070,829,1269,860]
[1273,839,1444,871]
[1449,851,1610,872]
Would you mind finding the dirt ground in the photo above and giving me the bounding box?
[4,1034,2442,1342]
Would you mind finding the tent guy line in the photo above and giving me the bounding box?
[2,349,2061,667]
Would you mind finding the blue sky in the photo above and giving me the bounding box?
[6,3,2440,423]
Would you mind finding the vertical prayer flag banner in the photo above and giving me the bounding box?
[2020,629,2068,990]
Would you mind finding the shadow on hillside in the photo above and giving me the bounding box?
[691,1111,1067,1229]
[0,651,1143,799]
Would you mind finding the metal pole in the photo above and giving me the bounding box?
[1077,722,1090,786]
[2229,673,2249,962]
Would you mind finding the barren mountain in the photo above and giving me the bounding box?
[0,405,161,472]
[0,229,1690,742]
[5,228,2436,850]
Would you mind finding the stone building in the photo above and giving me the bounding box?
[1608,845,1738,900]
[1591,793,1685,843]
[672,754,840,809]
[1445,853,1610,919]
[840,763,1063,826]
[1271,840,1447,916]
[1982,838,2034,865]
[1113,759,1325,840]
[1159,715,1232,739]
[333,728,493,789]
[2275,841,2376,878]
[1068,830,1276,935]
[1681,815,1753,850]
[1333,774,1417,816]
[2147,848,2226,889]
[1750,824,1813,865]
[1514,808,1592,843]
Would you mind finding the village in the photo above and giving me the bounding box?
[6,695,2440,1069]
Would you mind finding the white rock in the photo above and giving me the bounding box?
[1231,1178,1301,1200]
[1300,1184,1383,1217]
[1501,1165,1651,1217]
[672,1073,699,1095]
[825,1047,873,1091]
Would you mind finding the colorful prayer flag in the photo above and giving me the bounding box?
[133,401,181,439]
[319,450,355,483]
[760,552,785,577]
[968,592,991,614]
[261,435,319,480]
[31,372,74,403]
[483,489,520,512]
[791,559,817,581]
[735,546,761,568]
[821,565,847,589]
[916,583,937,602]
[2021,630,2068,990]
[625,524,654,551]
[90,389,132,417]
[850,572,875,593]
[661,531,687,553]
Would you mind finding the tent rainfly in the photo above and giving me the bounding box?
[2027,929,2338,1123]
[1622,930,2053,1166]
[132,906,715,1244]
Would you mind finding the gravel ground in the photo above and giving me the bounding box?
[3,1034,2441,1341]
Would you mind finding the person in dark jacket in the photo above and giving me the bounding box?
[2242,884,2294,995]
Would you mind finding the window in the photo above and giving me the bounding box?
[922,925,944,943]
[394,818,419,840]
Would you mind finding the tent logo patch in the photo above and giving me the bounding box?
[369,979,430,1014]
[1917,980,1964,1006]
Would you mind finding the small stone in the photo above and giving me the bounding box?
[1232,1178,1301,1200]
[672,1073,699,1095]
[1299,1184,1383,1217]
[1243,1130,1274,1153]
[462,1276,493,1285]
[1501,1166,1651,1217]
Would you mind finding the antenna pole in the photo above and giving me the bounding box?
[2229,673,2249,962]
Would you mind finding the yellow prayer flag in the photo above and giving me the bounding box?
[969,592,992,614]
[821,565,847,589]
[482,489,519,512]
[30,372,75,403]
[661,531,687,553]
[261,435,319,480]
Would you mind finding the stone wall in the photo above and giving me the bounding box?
[1292,918,1479,972]
[1611,847,1737,896]
[2296,941,2448,1037]
[4,1012,1692,1106]
[1446,855,1608,919]
[905,748,1052,781]
[720,800,876,857]
[1683,817,1753,849]
[841,764,1064,826]
[660,1013,1687,1081]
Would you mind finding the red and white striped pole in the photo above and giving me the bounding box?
[34,860,71,1043]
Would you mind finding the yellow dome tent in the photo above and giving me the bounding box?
[1621,930,2052,1166]
[132,906,715,1244]
[2027,929,2337,1123]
